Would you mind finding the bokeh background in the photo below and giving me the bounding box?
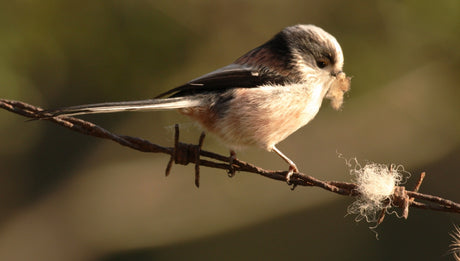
[0,0,459,260]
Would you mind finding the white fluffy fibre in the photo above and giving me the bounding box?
[345,159,409,223]
[450,224,460,261]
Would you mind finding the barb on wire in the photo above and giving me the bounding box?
[1,98,459,219]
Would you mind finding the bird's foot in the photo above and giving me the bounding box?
[286,165,299,190]
[228,150,237,177]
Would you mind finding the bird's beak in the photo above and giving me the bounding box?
[331,70,343,77]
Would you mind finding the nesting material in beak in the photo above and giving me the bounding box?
[326,72,351,110]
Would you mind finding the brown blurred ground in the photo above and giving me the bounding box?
[0,0,459,260]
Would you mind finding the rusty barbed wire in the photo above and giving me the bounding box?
[1,98,459,218]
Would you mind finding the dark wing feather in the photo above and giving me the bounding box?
[155,43,299,98]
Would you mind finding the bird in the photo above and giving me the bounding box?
[44,24,351,183]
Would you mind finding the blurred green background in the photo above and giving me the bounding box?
[0,0,459,260]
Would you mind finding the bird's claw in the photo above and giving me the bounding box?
[286,165,299,190]
[228,150,237,177]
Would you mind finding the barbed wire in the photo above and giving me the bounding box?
[1,98,459,224]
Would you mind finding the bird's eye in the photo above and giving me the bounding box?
[316,58,329,68]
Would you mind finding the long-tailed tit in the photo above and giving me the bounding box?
[45,24,351,182]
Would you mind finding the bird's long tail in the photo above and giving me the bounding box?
[45,96,202,117]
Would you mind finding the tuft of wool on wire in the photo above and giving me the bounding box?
[345,159,410,223]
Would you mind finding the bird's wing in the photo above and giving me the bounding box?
[155,45,299,98]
